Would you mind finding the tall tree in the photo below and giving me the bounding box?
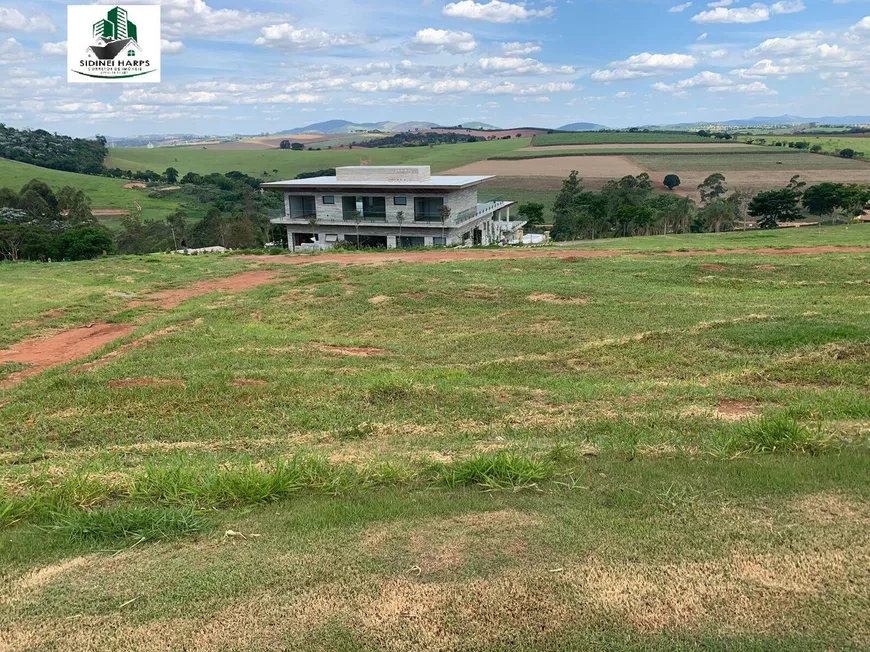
[698,173,727,207]
[748,176,805,229]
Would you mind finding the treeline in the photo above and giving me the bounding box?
[115,170,284,254]
[0,180,112,261]
[549,171,870,241]
[0,124,107,175]
[362,132,485,148]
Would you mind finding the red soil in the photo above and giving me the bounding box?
[0,323,133,389]
[130,271,280,310]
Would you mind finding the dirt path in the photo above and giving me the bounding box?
[1,271,281,390]
[244,245,870,267]
[0,323,133,389]
[129,270,280,310]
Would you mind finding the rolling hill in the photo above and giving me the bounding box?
[556,122,611,131]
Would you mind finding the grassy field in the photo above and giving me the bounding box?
[104,138,531,179]
[1,226,869,649]
[533,133,715,146]
[631,151,870,172]
[744,136,870,157]
[491,147,767,160]
[0,158,183,223]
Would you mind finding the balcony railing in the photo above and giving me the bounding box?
[343,211,387,222]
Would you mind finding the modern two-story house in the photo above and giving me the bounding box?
[261,165,522,251]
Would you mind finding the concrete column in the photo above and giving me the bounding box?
[424,236,434,247]
[387,235,398,249]
[288,228,295,252]
[284,192,290,217]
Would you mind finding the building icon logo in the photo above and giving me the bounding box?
[67,5,161,83]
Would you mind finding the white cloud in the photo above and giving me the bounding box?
[97,0,295,39]
[403,29,477,54]
[653,71,776,94]
[0,8,55,33]
[442,0,554,23]
[591,52,698,81]
[731,59,807,78]
[692,4,770,23]
[669,2,693,12]
[40,41,66,55]
[254,24,375,51]
[161,39,185,54]
[478,56,574,75]
[770,1,805,15]
[351,78,423,92]
[500,41,541,56]
[0,37,26,65]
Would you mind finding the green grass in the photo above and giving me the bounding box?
[104,138,530,179]
[629,151,870,172]
[0,158,184,223]
[743,135,870,157]
[492,147,763,159]
[1,227,869,648]
[533,133,715,146]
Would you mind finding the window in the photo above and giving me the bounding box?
[433,237,446,246]
[393,196,407,206]
[414,197,444,221]
[322,196,335,204]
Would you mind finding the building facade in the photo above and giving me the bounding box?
[262,166,522,251]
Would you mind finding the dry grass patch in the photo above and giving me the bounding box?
[527,293,587,305]
[368,295,392,305]
[313,344,390,357]
[231,378,268,388]
[107,378,186,389]
[1,556,92,606]
[791,492,870,525]
[363,509,543,575]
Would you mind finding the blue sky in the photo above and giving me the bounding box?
[1,0,869,136]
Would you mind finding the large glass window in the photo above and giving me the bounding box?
[288,195,316,219]
[322,195,335,204]
[414,197,444,222]
[394,196,407,206]
[342,196,386,221]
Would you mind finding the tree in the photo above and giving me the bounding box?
[164,167,179,184]
[698,173,726,206]
[438,205,452,245]
[57,187,94,226]
[803,183,846,222]
[701,198,737,233]
[748,176,805,229]
[291,142,305,151]
[166,210,188,249]
[0,224,25,261]
[180,171,202,185]
[663,174,681,191]
[279,140,291,150]
[550,171,584,240]
[839,148,856,159]
[517,202,545,228]
[59,226,113,259]
[396,210,405,246]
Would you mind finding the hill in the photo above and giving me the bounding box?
[276,120,441,135]
[556,122,611,131]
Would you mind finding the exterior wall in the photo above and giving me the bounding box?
[282,189,479,224]
[284,211,517,250]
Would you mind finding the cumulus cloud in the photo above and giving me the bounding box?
[0,37,26,65]
[442,0,554,23]
[653,71,776,93]
[691,0,804,23]
[478,56,574,75]
[403,29,477,54]
[41,41,66,55]
[0,8,55,33]
[591,52,698,81]
[669,2,693,12]
[500,41,541,56]
[161,39,185,54]
[254,24,375,50]
[97,0,296,39]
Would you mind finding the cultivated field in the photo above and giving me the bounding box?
[520,143,762,151]
[533,132,715,146]
[446,155,646,179]
[1,226,869,650]
[103,138,531,180]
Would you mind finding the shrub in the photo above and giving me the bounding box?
[735,416,829,454]
[438,451,555,489]
[839,148,856,159]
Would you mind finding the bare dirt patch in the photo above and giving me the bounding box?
[699,264,728,272]
[313,344,390,357]
[232,378,268,388]
[130,270,280,310]
[122,182,146,189]
[107,378,185,389]
[0,323,133,389]
[527,293,587,305]
[445,155,645,179]
[716,399,760,420]
[368,295,392,305]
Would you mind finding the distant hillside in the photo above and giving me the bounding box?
[456,121,500,130]
[556,122,611,131]
[276,120,440,135]
[665,115,870,128]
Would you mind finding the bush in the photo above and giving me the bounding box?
[437,451,555,489]
[839,148,856,159]
[663,174,681,191]
[59,226,114,259]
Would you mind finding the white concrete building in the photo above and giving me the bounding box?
[262,166,522,251]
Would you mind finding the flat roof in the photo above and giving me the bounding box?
[261,175,494,190]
